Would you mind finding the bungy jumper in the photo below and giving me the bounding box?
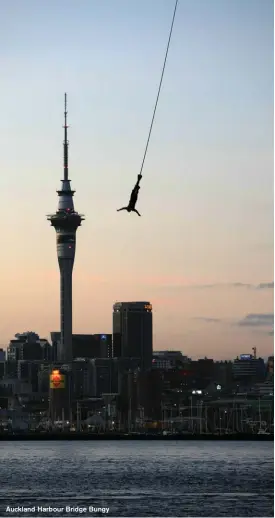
[117,0,178,217]
[117,174,142,216]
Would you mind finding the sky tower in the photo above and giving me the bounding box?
[47,94,84,363]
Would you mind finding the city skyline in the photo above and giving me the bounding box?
[0,0,273,359]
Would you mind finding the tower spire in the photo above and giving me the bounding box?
[63,92,68,181]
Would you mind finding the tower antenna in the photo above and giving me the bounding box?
[63,92,69,181]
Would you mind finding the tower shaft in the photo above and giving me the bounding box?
[59,260,73,362]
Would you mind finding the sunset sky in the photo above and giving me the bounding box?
[0,0,273,359]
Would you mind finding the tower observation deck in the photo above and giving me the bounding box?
[47,93,84,363]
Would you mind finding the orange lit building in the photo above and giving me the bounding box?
[49,367,71,421]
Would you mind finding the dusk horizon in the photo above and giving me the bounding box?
[0,0,273,359]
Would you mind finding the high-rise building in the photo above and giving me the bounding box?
[49,366,70,421]
[152,351,188,370]
[232,355,266,382]
[267,356,274,377]
[0,359,5,380]
[47,94,84,363]
[136,369,163,420]
[113,301,153,371]
[90,358,120,397]
[72,359,95,399]
[17,360,41,393]
[7,332,47,362]
[50,332,112,360]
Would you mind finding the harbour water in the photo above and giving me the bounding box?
[0,441,273,517]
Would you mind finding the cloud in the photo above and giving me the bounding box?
[238,313,274,327]
[192,284,217,289]
[156,281,274,291]
[256,282,274,290]
[192,317,221,323]
[231,283,253,288]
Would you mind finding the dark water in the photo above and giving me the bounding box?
[0,441,273,517]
